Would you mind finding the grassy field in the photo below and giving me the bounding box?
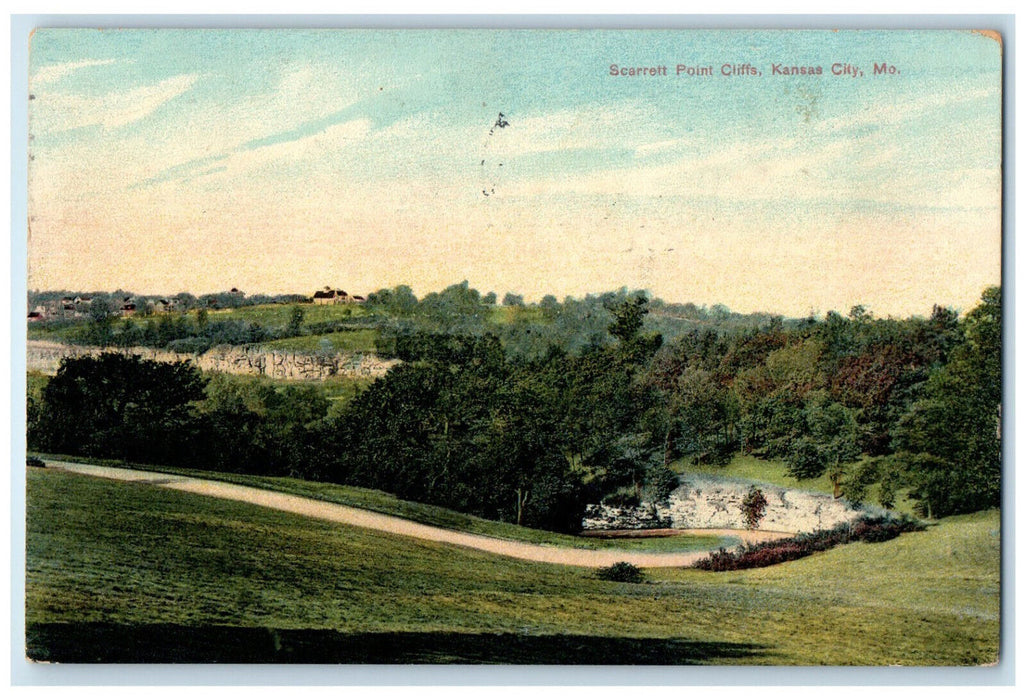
[26,303,372,343]
[29,456,725,553]
[256,329,380,354]
[25,466,1000,664]
[205,302,370,326]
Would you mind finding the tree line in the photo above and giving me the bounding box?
[34,281,782,362]
[27,287,1002,530]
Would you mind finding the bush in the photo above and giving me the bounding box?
[692,514,923,571]
[740,486,768,529]
[166,336,214,355]
[596,561,645,583]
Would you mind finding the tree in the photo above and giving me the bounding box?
[607,294,647,344]
[538,294,560,321]
[87,297,115,346]
[286,305,305,337]
[779,392,860,497]
[741,487,769,529]
[35,353,207,464]
[892,287,1001,517]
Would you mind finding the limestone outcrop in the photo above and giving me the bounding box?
[26,340,399,380]
[582,475,864,534]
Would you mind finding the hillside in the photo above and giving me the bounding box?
[26,466,999,665]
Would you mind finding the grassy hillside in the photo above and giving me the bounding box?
[30,457,725,553]
[255,329,379,354]
[25,467,1000,664]
[205,303,369,326]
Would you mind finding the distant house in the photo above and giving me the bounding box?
[351,295,366,303]
[27,310,44,322]
[313,286,351,305]
[120,302,137,317]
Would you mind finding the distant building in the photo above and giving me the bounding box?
[155,299,179,313]
[313,286,351,305]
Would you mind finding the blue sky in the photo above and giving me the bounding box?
[27,29,1002,316]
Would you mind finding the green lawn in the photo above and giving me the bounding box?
[205,302,370,327]
[256,329,380,354]
[25,467,1000,664]
[673,454,836,493]
[26,323,81,343]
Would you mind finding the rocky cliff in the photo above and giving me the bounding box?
[26,340,399,380]
[582,475,865,534]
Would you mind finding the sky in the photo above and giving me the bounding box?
[26,29,1002,318]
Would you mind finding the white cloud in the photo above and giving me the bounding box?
[34,74,199,132]
[111,63,367,188]
[368,100,660,164]
[200,118,374,180]
[31,58,117,86]
[815,86,999,135]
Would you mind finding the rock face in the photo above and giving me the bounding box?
[582,475,864,534]
[26,340,399,380]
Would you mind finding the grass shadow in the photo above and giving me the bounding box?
[27,623,767,664]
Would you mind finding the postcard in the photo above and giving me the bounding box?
[23,26,1003,670]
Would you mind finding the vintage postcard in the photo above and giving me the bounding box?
[23,26,1003,670]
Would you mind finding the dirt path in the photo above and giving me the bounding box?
[47,461,793,569]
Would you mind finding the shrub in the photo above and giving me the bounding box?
[741,486,769,529]
[166,336,214,355]
[692,514,923,571]
[596,561,645,583]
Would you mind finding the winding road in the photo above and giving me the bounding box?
[46,460,792,568]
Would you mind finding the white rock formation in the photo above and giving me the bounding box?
[582,475,864,534]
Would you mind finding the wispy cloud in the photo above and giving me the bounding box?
[815,86,999,135]
[31,58,117,86]
[201,118,374,182]
[34,74,199,132]
[128,63,370,188]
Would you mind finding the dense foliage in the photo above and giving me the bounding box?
[28,285,1002,530]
